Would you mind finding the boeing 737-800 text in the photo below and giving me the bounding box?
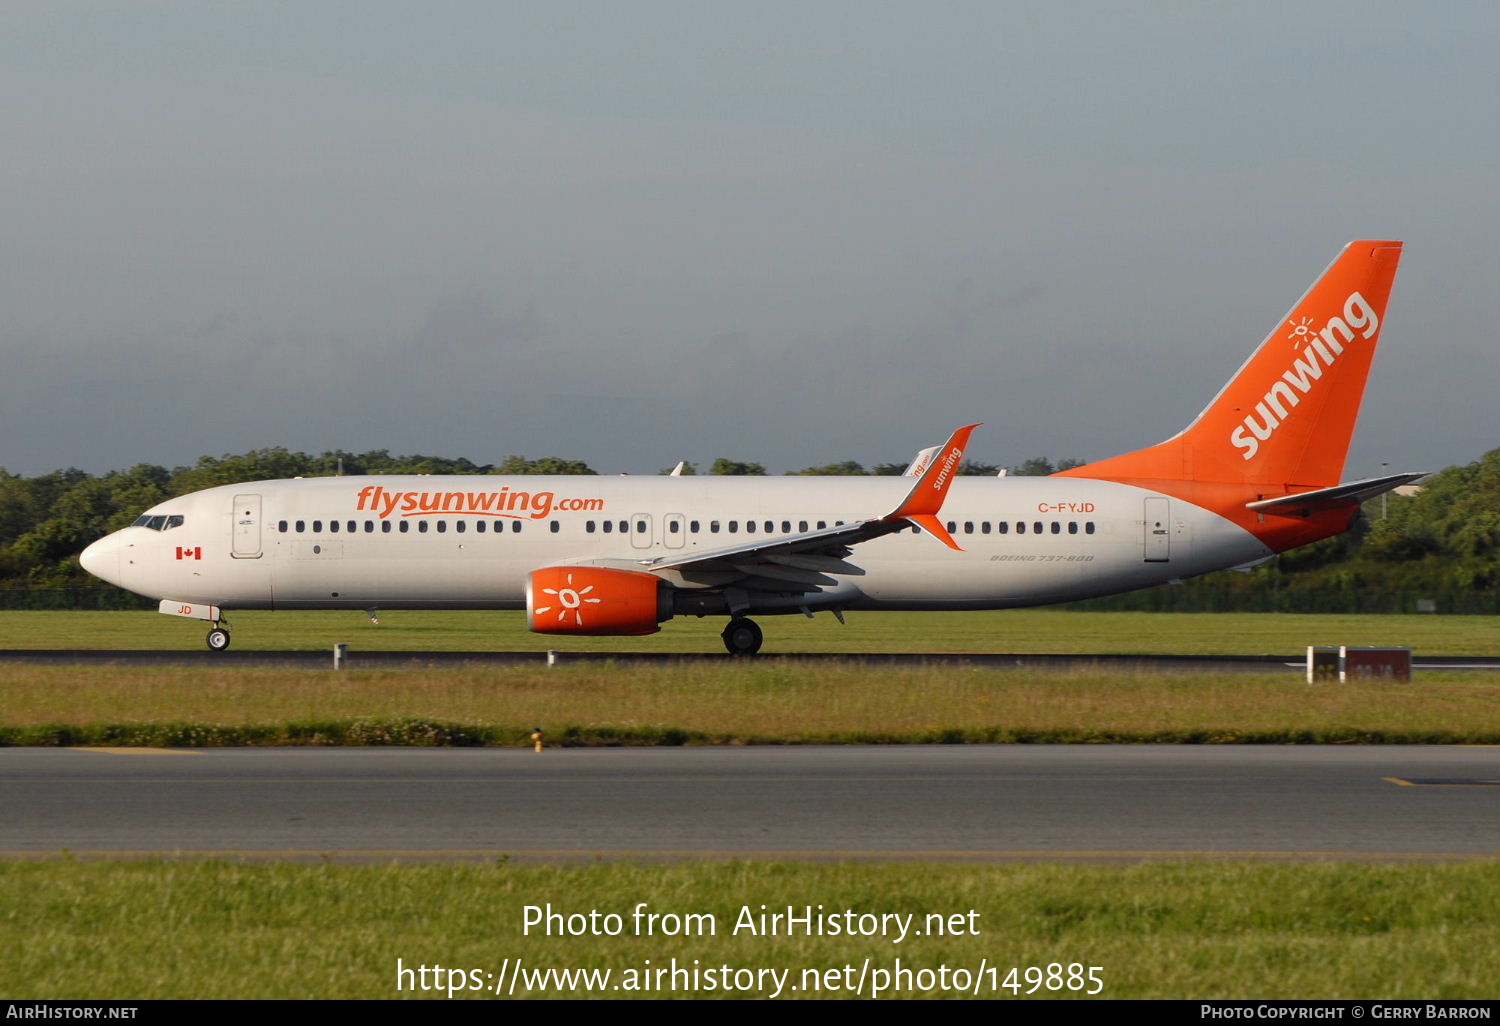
[81,241,1420,654]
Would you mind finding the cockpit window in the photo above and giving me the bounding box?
[133,514,186,532]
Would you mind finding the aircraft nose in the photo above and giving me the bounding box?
[80,534,122,587]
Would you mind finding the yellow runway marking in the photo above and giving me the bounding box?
[68,747,202,756]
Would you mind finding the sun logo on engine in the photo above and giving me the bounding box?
[533,572,603,627]
[1285,315,1316,349]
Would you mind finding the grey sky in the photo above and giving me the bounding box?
[3,1,1495,479]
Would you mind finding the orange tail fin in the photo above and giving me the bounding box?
[1058,240,1403,491]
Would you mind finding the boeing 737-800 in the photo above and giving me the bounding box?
[81,240,1420,654]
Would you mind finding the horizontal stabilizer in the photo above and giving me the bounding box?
[1246,472,1426,517]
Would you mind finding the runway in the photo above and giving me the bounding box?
[3,745,1494,861]
[2,648,1496,672]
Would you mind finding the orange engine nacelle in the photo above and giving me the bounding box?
[526,566,668,636]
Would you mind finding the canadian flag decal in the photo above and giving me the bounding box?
[175,546,202,560]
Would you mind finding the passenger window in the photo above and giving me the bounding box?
[1017,522,1026,534]
[945,521,956,534]
[419,521,429,533]
[440,521,450,533]
[475,520,485,533]
[981,522,991,534]
[456,521,466,533]
[512,521,522,533]
[1051,522,1060,534]
[635,520,646,533]
[399,521,409,533]
[781,521,790,533]
[313,520,323,533]
[729,521,739,533]
[1086,522,1096,535]
[586,521,596,533]
[1068,522,1078,534]
[746,520,756,534]
[998,522,1008,534]
[382,521,392,533]
[1033,521,1043,534]
[669,520,680,533]
[963,522,973,534]
[278,520,288,533]
[690,520,700,533]
[603,520,612,533]
[347,520,356,533]
[817,521,827,530]
[764,521,773,533]
[710,521,720,533]
[296,520,306,533]
[364,521,374,533]
[329,520,339,533]
[550,521,560,533]
[799,521,808,533]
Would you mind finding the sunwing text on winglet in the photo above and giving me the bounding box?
[884,423,980,550]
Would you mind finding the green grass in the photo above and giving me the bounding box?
[4,611,1493,746]
[2,664,1495,745]
[1,859,1492,999]
[1,609,1495,655]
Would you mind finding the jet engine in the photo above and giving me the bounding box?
[526,566,670,636]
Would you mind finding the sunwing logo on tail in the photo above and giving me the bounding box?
[1229,291,1380,461]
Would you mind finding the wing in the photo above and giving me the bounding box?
[636,424,979,597]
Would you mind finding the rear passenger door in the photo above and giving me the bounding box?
[1143,497,1169,562]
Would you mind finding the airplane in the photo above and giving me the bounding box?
[81,240,1422,655]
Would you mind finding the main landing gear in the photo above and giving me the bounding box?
[206,622,232,651]
[721,617,763,657]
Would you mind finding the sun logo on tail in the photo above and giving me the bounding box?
[1286,315,1316,349]
[532,572,603,627]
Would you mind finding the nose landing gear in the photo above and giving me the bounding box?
[206,622,232,651]
[720,616,763,656]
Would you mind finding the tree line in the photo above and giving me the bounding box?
[0,447,1493,613]
[675,456,1083,477]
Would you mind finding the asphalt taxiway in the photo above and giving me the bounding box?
[3,745,1494,861]
[2,649,1496,671]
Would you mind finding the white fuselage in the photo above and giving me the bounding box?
[83,474,1272,615]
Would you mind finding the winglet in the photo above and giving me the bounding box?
[884,423,980,550]
[903,444,941,477]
